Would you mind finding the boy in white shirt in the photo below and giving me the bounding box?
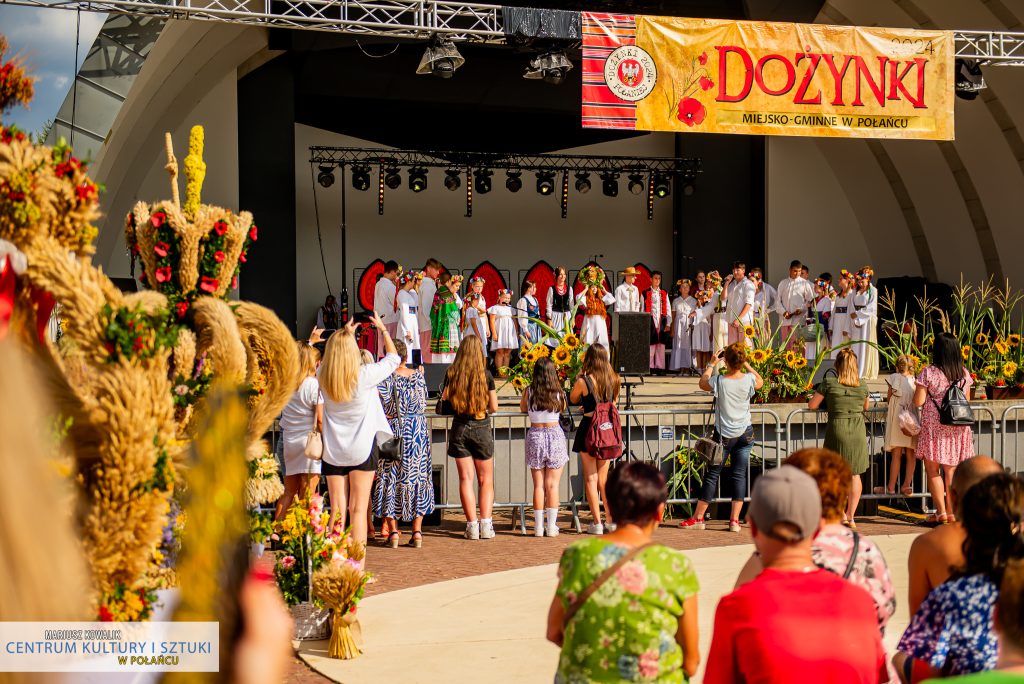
[615,266,642,313]
[775,259,815,353]
[418,258,442,363]
[725,261,756,346]
[373,259,401,358]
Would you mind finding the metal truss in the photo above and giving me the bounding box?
[955,30,1024,66]
[310,146,703,175]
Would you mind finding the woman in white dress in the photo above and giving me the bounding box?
[670,279,697,373]
[691,287,714,370]
[830,269,854,358]
[545,266,573,346]
[876,354,918,496]
[577,284,614,348]
[395,272,420,365]
[275,341,323,523]
[489,288,518,376]
[461,293,488,358]
[850,266,879,379]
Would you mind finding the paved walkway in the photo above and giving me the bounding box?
[289,514,920,683]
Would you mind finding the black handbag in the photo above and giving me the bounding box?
[559,392,576,434]
[434,374,454,416]
[377,382,403,463]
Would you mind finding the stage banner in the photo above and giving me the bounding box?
[581,13,954,140]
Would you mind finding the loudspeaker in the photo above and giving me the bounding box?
[423,363,450,397]
[613,312,650,374]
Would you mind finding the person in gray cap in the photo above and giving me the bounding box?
[704,466,889,684]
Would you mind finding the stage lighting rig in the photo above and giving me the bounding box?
[536,170,556,195]
[416,35,465,78]
[652,173,671,198]
[601,171,619,197]
[317,165,335,188]
[384,167,402,189]
[523,51,574,85]
[955,58,986,100]
[474,168,493,194]
[408,167,428,192]
[505,170,523,192]
[351,164,371,191]
[627,173,645,195]
[575,172,591,194]
[444,168,461,191]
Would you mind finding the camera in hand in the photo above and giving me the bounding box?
[353,311,374,325]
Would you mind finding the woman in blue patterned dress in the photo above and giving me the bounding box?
[894,472,1024,681]
[373,339,435,548]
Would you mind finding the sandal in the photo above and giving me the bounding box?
[408,531,423,548]
[900,486,914,497]
[387,531,401,549]
[872,486,895,495]
[925,513,951,526]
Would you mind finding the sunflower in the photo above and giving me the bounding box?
[784,350,796,365]
[533,344,550,358]
[743,324,756,338]
[908,355,920,372]
[1004,361,1018,378]
[522,350,537,363]
[995,341,1010,356]
[983,365,996,376]
[961,345,971,361]
[794,357,808,369]
[552,345,572,366]
[564,333,581,350]
[976,332,990,346]
[750,349,769,364]
[511,376,527,390]
[1009,334,1022,348]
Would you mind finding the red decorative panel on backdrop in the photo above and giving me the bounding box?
[522,260,555,320]
[633,262,653,294]
[357,259,385,312]
[467,261,507,308]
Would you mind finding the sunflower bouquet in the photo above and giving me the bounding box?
[502,300,586,395]
[746,346,811,403]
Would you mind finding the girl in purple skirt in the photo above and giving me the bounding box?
[520,358,569,537]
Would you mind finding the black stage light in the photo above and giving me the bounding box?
[601,171,619,197]
[652,173,671,198]
[505,170,523,193]
[317,165,335,188]
[444,168,461,191]
[416,36,465,78]
[474,168,493,194]
[523,51,574,85]
[536,170,556,195]
[384,167,401,190]
[955,58,985,101]
[575,172,591,194]
[351,165,371,192]
[682,177,696,197]
[628,173,645,195]
[408,167,428,193]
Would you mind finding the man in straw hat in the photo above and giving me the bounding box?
[615,266,642,313]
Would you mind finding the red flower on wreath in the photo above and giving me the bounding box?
[698,51,708,65]
[104,341,116,355]
[213,220,227,237]
[155,267,172,283]
[130,243,140,255]
[133,336,144,352]
[199,276,219,293]
[151,211,166,228]
[231,275,238,290]
[175,301,189,318]
[699,76,714,91]
[677,97,706,127]
[153,242,170,257]
[75,183,97,201]
[249,224,258,241]
[213,250,226,263]
[98,605,114,622]
[239,251,247,264]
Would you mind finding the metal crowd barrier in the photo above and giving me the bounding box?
[999,404,1024,475]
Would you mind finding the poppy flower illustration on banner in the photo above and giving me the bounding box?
[581,12,954,140]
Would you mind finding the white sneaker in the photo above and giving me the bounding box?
[534,510,546,537]
[465,521,479,540]
[606,523,618,532]
[586,523,604,535]
[534,524,545,537]
[545,508,559,537]
[546,523,560,537]
[479,519,496,539]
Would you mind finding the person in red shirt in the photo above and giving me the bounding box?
[704,465,889,684]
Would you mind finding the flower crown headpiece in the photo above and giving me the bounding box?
[469,276,486,285]
[856,266,874,279]
[706,270,722,288]
[398,271,419,286]
[577,265,605,288]
[750,272,762,282]
[676,278,692,289]
[465,292,481,302]
[839,268,853,280]
[497,288,512,297]
[448,274,464,288]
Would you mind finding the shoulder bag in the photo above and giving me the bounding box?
[434,373,455,416]
[304,390,323,460]
[377,379,403,463]
[559,390,576,434]
[563,542,655,629]
[694,378,725,467]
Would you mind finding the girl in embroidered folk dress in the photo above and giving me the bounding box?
[644,271,671,372]
[691,287,714,371]
[520,358,569,537]
[671,279,697,374]
[850,267,879,379]
[805,274,834,360]
[831,269,855,359]
[430,273,462,363]
[395,271,421,365]
[546,266,573,347]
[489,289,518,377]
[516,280,541,346]
[876,354,918,497]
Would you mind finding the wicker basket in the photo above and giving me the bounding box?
[291,602,330,641]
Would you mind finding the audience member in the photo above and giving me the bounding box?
[520,358,569,537]
[274,341,323,523]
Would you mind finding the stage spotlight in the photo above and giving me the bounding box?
[416,36,465,78]
[523,51,574,85]
[505,170,522,193]
[317,165,335,188]
[384,167,401,190]
[627,173,645,195]
[444,168,461,191]
[955,58,985,100]
[408,167,428,193]
[536,170,556,195]
[652,173,671,198]
[474,169,493,194]
[682,177,696,196]
[575,172,591,194]
[351,165,371,192]
[600,171,619,197]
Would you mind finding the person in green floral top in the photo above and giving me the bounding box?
[546,462,701,682]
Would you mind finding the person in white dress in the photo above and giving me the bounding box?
[749,268,777,338]
[468,276,487,311]
[692,287,715,370]
[275,341,323,523]
[418,258,442,363]
[545,266,573,346]
[577,283,614,348]
[516,281,542,346]
[775,259,815,353]
[395,271,421,365]
[670,279,697,373]
[851,266,879,379]
[461,292,489,357]
[725,261,756,347]
[876,354,919,497]
[489,288,518,376]
[614,266,642,313]
[373,260,401,358]
[805,274,835,360]
[830,269,855,358]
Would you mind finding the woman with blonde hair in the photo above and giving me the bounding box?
[319,312,399,549]
[808,348,869,527]
[569,343,621,534]
[441,334,499,539]
[274,341,323,522]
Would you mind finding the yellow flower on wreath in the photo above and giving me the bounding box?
[976,332,990,346]
[533,344,550,358]
[1009,334,1022,348]
[995,340,1010,356]
[564,333,581,350]
[511,376,527,390]
[743,324,756,339]
[1004,361,1018,378]
[750,348,769,364]
[961,345,971,361]
[552,345,572,366]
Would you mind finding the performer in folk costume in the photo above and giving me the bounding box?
[724,261,756,347]
[804,273,835,359]
[316,294,341,330]
[749,268,777,337]
[851,266,879,379]
[707,270,729,355]
[430,272,462,363]
[545,265,573,347]
[775,259,815,353]
[670,279,698,374]
[489,288,519,376]
[692,286,715,370]
[516,280,541,346]
[830,269,855,359]
[461,292,489,349]
[395,271,422,365]
[614,266,642,312]
[373,259,402,357]
[418,258,442,363]
[468,276,487,310]
[576,266,614,348]
[643,271,671,372]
